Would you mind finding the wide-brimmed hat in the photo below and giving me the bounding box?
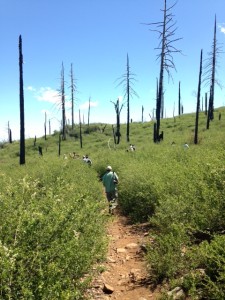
[106,165,112,171]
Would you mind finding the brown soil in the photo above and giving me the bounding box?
[86,212,160,300]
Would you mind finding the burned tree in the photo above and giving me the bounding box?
[58,134,61,156]
[204,92,208,116]
[178,81,181,116]
[87,96,91,133]
[194,50,203,145]
[8,121,12,143]
[69,63,77,130]
[142,105,144,123]
[147,0,182,142]
[60,62,66,140]
[19,35,25,165]
[111,98,124,144]
[204,15,222,129]
[79,109,82,149]
[116,54,138,142]
[44,111,47,140]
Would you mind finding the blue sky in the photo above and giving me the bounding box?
[0,0,225,141]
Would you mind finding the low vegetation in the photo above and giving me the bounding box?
[0,108,225,299]
[0,158,107,299]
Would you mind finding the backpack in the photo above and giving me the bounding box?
[113,172,118,184]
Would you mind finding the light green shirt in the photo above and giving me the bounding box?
[102,171,118,192]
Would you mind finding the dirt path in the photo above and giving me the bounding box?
[86,213,160,300]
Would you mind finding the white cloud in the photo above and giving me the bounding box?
[26,86,36,91]
[218,24,225,34]
[221,27,225,34]
[79,101,98,110]
[36,87,61,104]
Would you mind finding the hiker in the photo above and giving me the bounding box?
[183,143,189,149]
[129,144,136,151]
[38,146,43,156]
[126,144,136,152]
[102,165,119,214]
[83,154,92,166]
[158,131,164,142]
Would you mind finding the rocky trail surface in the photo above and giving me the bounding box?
[86,213,160,300]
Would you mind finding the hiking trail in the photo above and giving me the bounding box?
[86,213,160,300]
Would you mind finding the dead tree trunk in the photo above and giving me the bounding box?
[88,97,91,133]
[79,109,82,149]
[19,35,25,165]
[205,92,208,116]
[44,111,47,140]
[142,105,144,123]
[209,16,217,121]
[61,62,66,140]
[204,16,222,128]
[70,63,76,130]
[58,134,61,156]
[8,121,12,143]
[147,0,182,142]
[111,98,123,144]
[206,85,213,129]
[194,50,203,145]
[178,81,181,116]
[116,54,138,143]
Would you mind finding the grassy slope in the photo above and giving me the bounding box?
[1,108,225,299]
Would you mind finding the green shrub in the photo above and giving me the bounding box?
[146,225,189,284]
[0,159,107,299]
[183,235,225,299]
[1,110,225,298]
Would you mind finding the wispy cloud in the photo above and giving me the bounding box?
[28,86,72,108]
[36,87,61,104]
[26,86,36,91]
[79,101,98,110]
[218,24,225,34]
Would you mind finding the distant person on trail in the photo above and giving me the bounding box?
[102,165,119,214]
[183,143,189,149]
[83,154,92,166]
[38,146,43,156]
[129,144,136,151]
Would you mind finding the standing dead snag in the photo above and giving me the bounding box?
[194,50,203,145]
[44,111,47,140]
[116,54,138,142]
[204,15,222,129]
[69,63,77,130]
[79,109,82,149]
[8,121,12,143]
[111,98,123,144]
[178,81,181,117]
[58,134,61,156]
[87,96,91,134]
[142,105,144,123]
[146,0,182,142]
[19,35,25,165]
[204,92,208,116]
[60,62,66,140]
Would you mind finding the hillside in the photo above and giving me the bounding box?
[0,109,225,299]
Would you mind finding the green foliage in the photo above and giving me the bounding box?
[146,225,190,284]
[183,235,225,299]
[0,159,107,299]
[1,108,225,299]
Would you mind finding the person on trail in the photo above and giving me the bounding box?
[83,154,92,166]
[102,165,119,214]
[183,142,189,149]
